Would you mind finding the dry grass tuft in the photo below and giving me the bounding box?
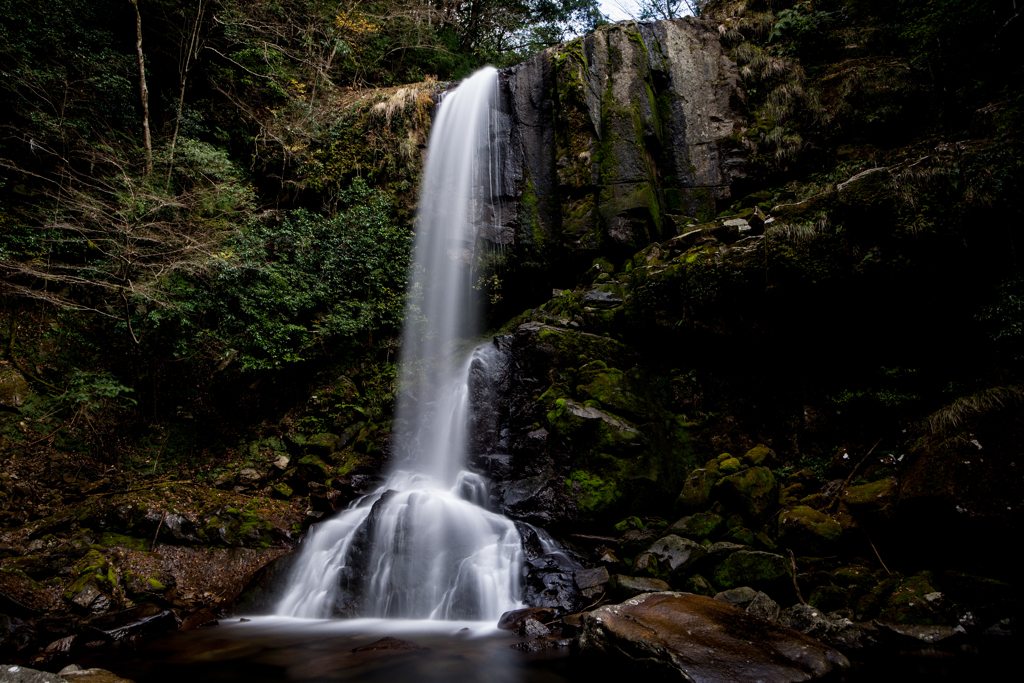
[928,386,1024,433]
[371,88,421,126]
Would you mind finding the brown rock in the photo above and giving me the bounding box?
[351,636,423,652]
[611,574,672,599]
[60,669,136,683]
[497,606,556,631]
[578,592,849,682]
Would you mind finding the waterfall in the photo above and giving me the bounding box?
[275,67,523,621]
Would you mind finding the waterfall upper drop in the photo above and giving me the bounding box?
[275,67,523,621]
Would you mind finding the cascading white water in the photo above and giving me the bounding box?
[276,67,523,621]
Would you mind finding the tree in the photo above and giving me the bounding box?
[130,0,154,175]
[634,0,702,21]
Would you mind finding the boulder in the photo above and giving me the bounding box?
[59,668,136,683]
[351,636,424,652]
[719,457,742,474]
[666,512,723,541]
[836,167,892,208]
[612,575,672,600]
[713,586,758,609]
[779,604,872,650]
[84,606,176,643]
[305,433,340,456]
[747,591,781,622]
[843,477,897,519]
[674,468,718,514]
[578,592,849,682]
[715,467,779,522]
[0,666,66,683]
[236,468,261,488]
[498,606,557,631]
[637,535,706,581]
[522,554,582,614]
[0,362,30,408]
[705,541,747,558]
[574,566,610,600]
[618,527,661,556]
[777,506,842,554]
[684,575,716,597]
[744,444,775,467]
[712,550,792,593]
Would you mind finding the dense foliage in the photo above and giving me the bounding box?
[1,0,1022,469]
[0,0,607,461]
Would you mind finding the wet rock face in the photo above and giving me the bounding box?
[578,592,849,683]
[493,18,745,269]
[468,321,685,526]
[465,336,514,457]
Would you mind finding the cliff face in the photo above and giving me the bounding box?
[484,19,746,267]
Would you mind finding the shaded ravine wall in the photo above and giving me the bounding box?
[482,18,746,270]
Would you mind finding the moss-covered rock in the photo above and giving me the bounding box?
[808,583,854,612]
[296,455,331,480]
[685,574,717,597]
[305,432,340,456]
[754,532,778,553]
[829,565,876,590]
[777,506,842,554]
[715,467,779,522]
[744,444,774,467]
[674,468,719,514]
[271,483,294,499]
[63,549,115,611]
[725,526,756,546]
[575,364,644,419]
[566,467,623,516]
[779,483,805,507]
[843,477,897,518]
[712,550,792,592]
[878,572,944,625]
[666,512,724,541]
[719,457,742,473]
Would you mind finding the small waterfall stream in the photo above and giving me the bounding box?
[276,67,524,622]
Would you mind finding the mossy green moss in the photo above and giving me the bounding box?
[668,512,724,541]
[297,454,330,478]
[744,444,773,466]
[576,365,643,418]
[878,572,943,624]
[567,468,621,516]
[719,457,742,473]
[715,466,779,522]
[777,505,842,553]
[97,532,148,551]
[712,550,791,590]
[63,549,112,601]
[844,477,897,511]
[675,468,719,515]
[305,432,339,456]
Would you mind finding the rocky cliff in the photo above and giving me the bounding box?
[482,19,747,278]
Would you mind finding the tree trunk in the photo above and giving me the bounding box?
[167,1,207,184]
[131,0,153,176]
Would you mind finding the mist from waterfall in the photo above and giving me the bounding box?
[275,67,523,621]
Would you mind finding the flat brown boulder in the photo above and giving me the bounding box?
[351,636,423,652]
[577,592,849,682]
